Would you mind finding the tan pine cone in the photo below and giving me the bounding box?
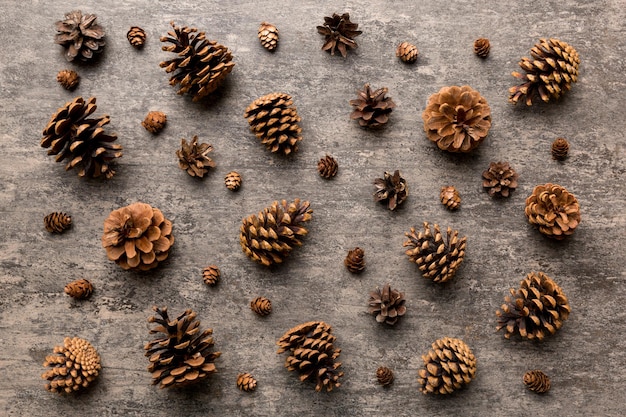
[42,337,101,394]
[258,22,279,51]
[368,283,407,326]
[373,170,408,211]
[202,265,220,286]
[350,84,396,128]
[142,111,167,134]
[524,370,551,393]
[127,26,146,47]
[376,366,394,386]
[250,296,272,316]
[224,171,242,191]
[344,247,365,273]
[396,41,418,63]
[474,38,490,58]
[317,155,338,179]
[176,136,216,178]
[56,69,79,90]
[317,13,362,57]
[64,279,93,299]
[440,186,461,210]
[418,337,476,394]
[525,183,580,239]
[482,161,519,198]
[44,212,72,233]
[551,137,570,160]
[237,372,257,391]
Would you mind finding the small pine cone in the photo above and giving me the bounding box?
[396,41,418,63]
[44,212,72,233]
[344,247,365,274]
[64,279,93,299]
[56,69,79,91]
[525,183,580,239]
[176,136,216,178]
[142,111,167,134]
[440,186,461,210]
[250,296,272,316]
[350,84,396,128]
[317,155,338,179]
[368,283,407,326]
[474,38,490,58]
[418,337,476,395]
[237,373,257,392]
[551,137,570,160]
[373,170,408,211]
[524,370,551,394]
[482,162,519,198]
[317,13,362,58]
[202,265,220,286]
[496,271,570,341]
[42,337,101,394]
[54,11,105,62]
[376,366,394,386]
[225,171,242,191]
[127,26,146,47]
[403,222,467,283]
[258,22,279,51]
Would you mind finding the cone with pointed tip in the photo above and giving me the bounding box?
[344,247,365,273]
[258,22,279,51]
[44,212,72,233]
[551,137,569,160]
[376,366,394,386]
[440,186,461,210]
[418,337,476,394]
[42,337,101,394]
[250,296,272,316]
[373,170,408,211]
[317,13,362,57]
[57,70,79,90]
[54,11,105,62]
[524,370,551,393]
[482,161,519,198]
[474,38,490,58]
[237,373,257,391]
[525,183,580,239]
[127,26,146,47]
[396,42,418,63]
[317,155,338,179]
[176,136,216,178]
[142,111,167,134]
[350,84,396,128]
[368,283,406,326]
[64,279,93,299]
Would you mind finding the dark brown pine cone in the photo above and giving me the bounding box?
[237,373,257,391]
[44,212,72,233]
[176,136,216,178]
[524,370,551,393]
[368,283,407,326]
[373,170,408,211]
[551,137,570,160]
[224,171,242,191]
[202,265,220,286]
[418,337,476,394]
[317,155,338,179]
[344,247,365,274]
[396,42,418,63]
[127,26,146,47]
[250,296,272,316]
[525,183,580,239]
[440,186,461,210]
[64,279,93,299]
[317,13,362,57]
[350,84,396,128]
[142,111,167,134]
[54,11,105,62]
[482,162,519,198]
[42,337,101,394]
[56,69,79,90]
[376,366,394,386]
[474,38,490,58]
[258,22,279,51]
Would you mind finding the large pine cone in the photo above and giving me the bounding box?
[373,170,408,211]
[510,38,580,106]
[482,161,519,198]
[422,85,491,152]
[101,202,174,271]
[317,13,362,57]
[418,337,476,395]
[276,321,343,392]
[240,199,312,266]
[54,11,105,62]
[160,22,235,101]
[404,222,467,283]
[41,97,122,179]
[145,307,221,389]
[176,136,216,178]
[525,183,580,239]
[368,283,407,326]
[350,84,396,128]
[42,337,101,394]
[496,271,570,341]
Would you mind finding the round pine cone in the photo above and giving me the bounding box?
[373,170,408,211]
[54,10,105,62]
[258,22,279,51]
[250,296,272,316]
[422,85,491,152]
[396,41,418,63]
[376,366,394,386]
[525,183,580,239]
[440,186,461,210]
[350,84,396,128]
[127,26,146,47]
[102,202,174,271]
[418,337,476,395]
[524,370,551,394]
[317,13,362,58]
[344,247,365,274]
[44,212,72,233]
[64,279,93,299]
[56,69,79,90]
[482,162,519,198]
[368,283,407,326]
[224,171,242,191]
[237,372,257,391]
[474,38,490,58]
[142,111,167,134]
[176,136,216,178]
[42,337,101,394]
[202,265,220,286]
[317,155,338,179]
[551,137,570,160]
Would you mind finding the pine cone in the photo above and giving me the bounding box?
[276,321,343,392]
[240,199,312,266]
[102,202,174,271]
[496,271,570,340]
[350,84,396,128]
[142,111,167,134]
[524,370,551,394]
[317,155,338,179]
[344,247,365,274]
[396,42,418,63]
[41,97,122,179]
[482,161,519,198]
[403,222,467,283]
[525,183,580,239]
[56,69,79,90]
[224,171,242,191]
[176,136,216,178]
[145,307,221,388]
[42,337,101,394]
[244,92,302,155]
[317,13,362,57]
[250,296,272,316]
[474,38,490,58]
[373,170,408,211]
[376,366,394,386]
[64,279,93,299]
[160,22,235,101]
[237,372,257,392]
[440,186,461,210]
[258,22,279,51]
[202,265,220,286]
[418,337,476,395]
[509,38,580,106]
[551,137,570,160]
[44,212,72,233]
[127,26,146,47]
[422,85,491,152]
[54,11,105,62]
[368,283,407,326]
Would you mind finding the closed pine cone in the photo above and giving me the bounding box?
[64,279,93,299]
[350,84,396,128]
[44,212,72,233]
[176,136,216,178]
[422,85,491,152]
[202,265,220,286]
[396,42,418,63]
[344,247,365,273]
[440,186,461,210]
[142,111,167,134]
[145,306,221,388]
[102,202,174,271]
[317,13,362,57]
[250,296,272,316]
[317,155,338,179]
[54,10,105,62]
[244,92,302,155]
[224,171,242,191]
[258,22,279,51]
[525,183,580,239]
[56,69,79,90]
[496,271,570,341]
[524,370,551,394]
[474,38,490,58]
[237,373,257,391]
[373,170,408,211]
[403,222,467,283]
[127,26,146,47]
[42,337,101,394]
[368,283,407,326]
[482,162,519,198]
[551,137,570,160]
[376,366,394,386]
[418,337,476,395]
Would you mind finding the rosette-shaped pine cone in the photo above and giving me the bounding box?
[142,111,167,134]
[373,170,408,211]
[42,337,101,394]
[524,370,551,394]
[237,373,257,392]
[102,202,174,271]
[258,22,279,51]
[368,283,406,326]
[54,11,105,62]
[224,171,242,191]
[250,296,272,316]
[396,41,418,63]
[176,136,216,178]
[403,222,467,283]
[127,26,146,47]
[240,199,312,266]
[525,183,580,239]
[482,161,519,198]
[244,92,302,155]
[160,22,235,101]
[422,85,491,153]
[418,337,476,395]
[41,97,122,179]
[344,247,365,274]
[496,271,570,340]
[551,137,569,160]
[317,13,362,57]
[276,321,343,392]
[440,186,461,210]
[376,366,394,386]
[57,69,79,90]
[202,265,220,286]
[317,155,338,179]
[64,279,93,299]
[44,212,72,233]
[474,38,490,58]
[509,38,580,106]
[350,84,396,128]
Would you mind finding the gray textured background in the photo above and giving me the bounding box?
[1,0,625,416]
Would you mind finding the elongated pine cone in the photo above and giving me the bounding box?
[102,202,174,271]
[258,22,279,51]
[237,373,257,391]
[525,183,580,239]
[240,199,312,266]
[418,337,476,395]
[202,265,220,286]
[276,321,343,392]
[373,170,408,211]
[41,97,122,179]
[42,337,101,394]
[496,271,570,340]
[250,296,272,316]
[422,85,491,152]
[244,92,302,155]
[376,366,394,386]
[474,38,490,58]
[176,136,216,178]
[225,171,242,191]
[145,306,221,389]
[524,370,551,393]
[57,69,79,90]
[142,111,167,134]
[403,222,467,283]
[344,247,365,274]
[368,283,406,326]
[127,26,146,47]
[317,155,338,179]
[509,38,580,106]
[350,84,396,128]
[160,22,235,101]
[482,162,519,198]
[54,11,105,62]
[551,137,569,160]
[44,212,72,233]
[440,186,461,210]
[64,279,93,299]
[317,13,362,57]
[396,42,418,63]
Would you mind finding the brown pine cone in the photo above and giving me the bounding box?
[350,84,396,128]
[44,212,72,233]
[525,183,580,239]
[524,370,551,393]
[224,171,242,191]
[376,366,394,386]
[142,111,167,134]
[64,279,93,299]
[42,337,101,394]
[258,22,279,51]
[237,372,257,391]
[418,337,476,394]
[373,170,408,211]
[127,26,146,47]
[551,137,570,160]
[56,69,79,90]
[440,186,461,210]
[54,11,105,62]
[396,42,418,63]
[482,162,519,198]
[176,136,216,178]
[202,265,220,286]
[474,38,490,58]
[250,296,272,316]
[368,283,407,326]
[317,155,338,179]
[317,13,362,57]
[344,247,365,274]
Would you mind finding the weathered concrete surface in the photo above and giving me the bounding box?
[0,1,625,416]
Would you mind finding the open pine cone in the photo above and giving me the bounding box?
[525,183,580,239]
[42,337,101,394]
[482,161,519,198]
[350,84,396,128]
[317,13,362,57]
[422,85,491,152]
[368,283,407,326]
[373,170,408,211]
[176,136,216,178]
[54,11,105,62]
[418,337,476,395]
